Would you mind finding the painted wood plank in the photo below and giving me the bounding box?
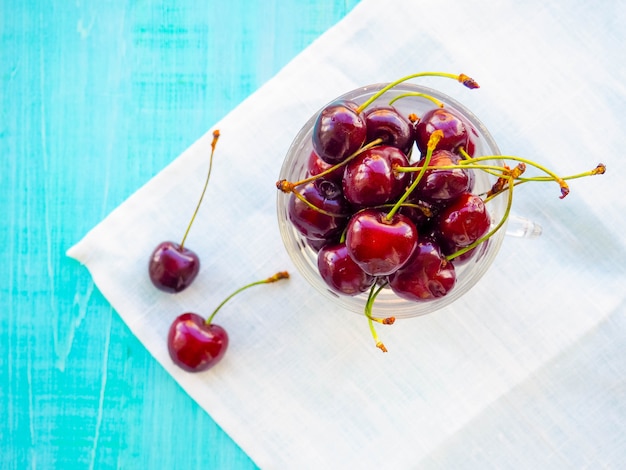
[0,1,361,468]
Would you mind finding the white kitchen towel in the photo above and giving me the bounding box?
[67,0,626,468]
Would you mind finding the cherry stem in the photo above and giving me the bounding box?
[396,162,511,176]
[291,189,348,217]
[355,71,479,114]
[364,282,394,353]
[276,138,383,193]
[205,271,290,325]
[388,92,445,109]
[180,130,220,249]
[513,163,606,184]
[385,130,443,220]
[459,153,570,199]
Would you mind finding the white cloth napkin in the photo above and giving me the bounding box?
[67,0,626,468]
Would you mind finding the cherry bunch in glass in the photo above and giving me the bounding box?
[276,71,605,352]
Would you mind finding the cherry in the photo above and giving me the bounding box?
[411,149,475,202]
[167,271,289,372]
[307,149,344,184]
[437,192,491,247]
[149,130,221,293]
[312,100,367,164]
[415,107,469,154]
[342,145,410,207]
[168,313,228,372]
[287,180,351,242]
[317,242,376,296]
[345,209,418,276]
[149,243,200,294]
[388,237,456,301]
[363,106,414,156]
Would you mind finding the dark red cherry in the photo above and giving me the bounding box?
[364,106,414,156]
[415,107,469,154]
[288,180,350,241]
[312,100,367,164]
[149,241,200,293]
[388,237,456,301]
[345,209,418,276]
[167,313,228,372]
[437,193,490,247]
[412,150,474,202]
[317,242,376,296]
[342,145,410,207]
[306,150,344,184]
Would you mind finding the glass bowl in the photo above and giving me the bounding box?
[276,83,508,319]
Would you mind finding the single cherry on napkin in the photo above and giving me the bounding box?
[167,271,289,372]
[149,130,220,293]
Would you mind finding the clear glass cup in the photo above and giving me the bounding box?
[277,83,539,319]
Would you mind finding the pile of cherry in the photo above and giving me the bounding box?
[276,71,605,352]
[283,97,483,300]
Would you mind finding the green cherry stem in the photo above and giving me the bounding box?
[385,130,443,220]
[395,162,511,176]
[446,174,515,262]
[388,92,445,109]
[205,271,290,325]
[180,130,220,250]
[290,189,348,218]
[513,163,606,184]
[276,138,384,193]
[459,153,570,199]
[364,282,394,353]
[355,71,479,114]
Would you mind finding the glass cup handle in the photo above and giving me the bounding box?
[505,214,543,239]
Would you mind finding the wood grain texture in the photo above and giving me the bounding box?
[0,1,361,468]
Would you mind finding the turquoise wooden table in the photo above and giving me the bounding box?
[1,1,360,467]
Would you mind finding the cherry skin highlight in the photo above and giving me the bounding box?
[167,313,228,372]
[149,241,200,293]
